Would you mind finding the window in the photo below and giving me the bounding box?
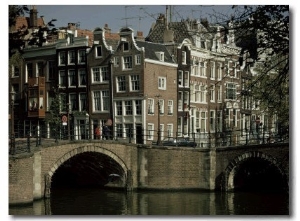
[167,100,173,115]
[117,76,126,92]
[59,70,66,87]
[200,111,207,132]
[159,99,164,114]
[167,124,173,138]
[182,51,186,64]
[226,83,236,100]
[114,57,119,66]
[210,110,215,131]
[69,93,77,111]
[37,62,44,76]
[210,62,215,79]
[217,63,222,80]
[130,75,140,91]
[125,100,133,115]
[93,90,109,112]
[92,66,109,83]
[12,65,20,77]
[184,71,189,87]
[95,46,102,57]
[216,85,222,102]
[27,63,33,78]
[178,71,183,87]
[158,77,166,90]
[147,123,154,140]
[116,101,123,116]
[78,50,86,63]
[135,55,141,65]
[135,100,142,115]
[48,61,55,80]
[200,85,206,103]
[200,62,206,77]
[125,124,133,138]
[79,93,87,111]
[217,110,222,131]
[148,99,154,114]
[68,70,76,87]
[59,52,66,65]
[123,42,129,51]
[93,91,101,111]
[123,56,132,70]
[210,85,215,102]
[116,124,123,138]
[68,51,75,64]
[79,69,87,86]
[178,92,183,111]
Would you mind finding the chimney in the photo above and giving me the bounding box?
[135,31,145,41]
[29,5,38,28]
[104,24,111,34]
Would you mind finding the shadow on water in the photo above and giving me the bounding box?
[10,188,289,215]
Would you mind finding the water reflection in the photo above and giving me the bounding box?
[9,188,289,215]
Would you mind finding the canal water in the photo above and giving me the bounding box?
[9,187,289,215]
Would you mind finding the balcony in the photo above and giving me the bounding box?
[27,76,45,118]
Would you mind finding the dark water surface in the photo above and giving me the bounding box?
[10,187,289,215]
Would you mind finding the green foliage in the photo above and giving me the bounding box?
[46,88,63,135]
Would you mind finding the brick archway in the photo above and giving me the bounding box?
[223,151,287,191]
[44,145,129,198]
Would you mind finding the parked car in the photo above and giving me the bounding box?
[161,137,197,147]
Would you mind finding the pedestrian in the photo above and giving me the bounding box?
[103,125,111,140]
[95,126,101,139]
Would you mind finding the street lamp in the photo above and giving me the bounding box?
[10,89,15,154]
[155,94,162,145]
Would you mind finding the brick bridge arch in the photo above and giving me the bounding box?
[223,151,288,191]
[44,145,129,198]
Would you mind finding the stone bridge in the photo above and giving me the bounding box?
[9,140,289,205]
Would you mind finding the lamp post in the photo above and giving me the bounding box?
[10,89,15,154]
[155,94,162,145]
[67,103,70,140]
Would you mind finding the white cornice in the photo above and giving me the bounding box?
[144,58,178,67]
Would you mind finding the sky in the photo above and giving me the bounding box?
[36,5,234,36]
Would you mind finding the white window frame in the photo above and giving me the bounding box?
[130,75,140,91]
[135,54,141,65]
[147,123,154,140]
[158,77,166,90]
[167,100,173,115]
[93,90,109,112]
[78,69,87,87]
[125,100,133,115]
[117,76,126,92]
[123,56,132,70]
[59,70,66,88]
[210,62,215,80]
[178,70,183,87]
[148,98,154,114]
[114,57,119,67]
[210,85,215,102]
[79,93,87,111]
[92,66,109,83]
[159,99,164,114]
[11,65,20,77]
[167,124,173,138]
[78,49,86,64]
[123,42,129,51]
[210,110,215,132]
[59,51,66,66]
[135,100,142,115]
[69,93,77,111]
[68,50,76,64]
[182,51,186,64]
[115,101,123,116]
[68,70,76,87]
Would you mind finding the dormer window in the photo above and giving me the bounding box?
[182,51,186,64]
[155,52,164,62]
[123,42,129,51]
[96,46,102,57]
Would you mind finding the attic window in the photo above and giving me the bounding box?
[123,42,129,51]
[155,52,164,62]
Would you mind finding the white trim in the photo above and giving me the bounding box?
[144,58,177,67]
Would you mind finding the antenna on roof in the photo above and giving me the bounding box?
[123,5,135,27]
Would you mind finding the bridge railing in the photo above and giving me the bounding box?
[9,123,289,155]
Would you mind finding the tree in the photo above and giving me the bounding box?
[214,5,289,127]
[46,87,63,141]
[9,5,57,56]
